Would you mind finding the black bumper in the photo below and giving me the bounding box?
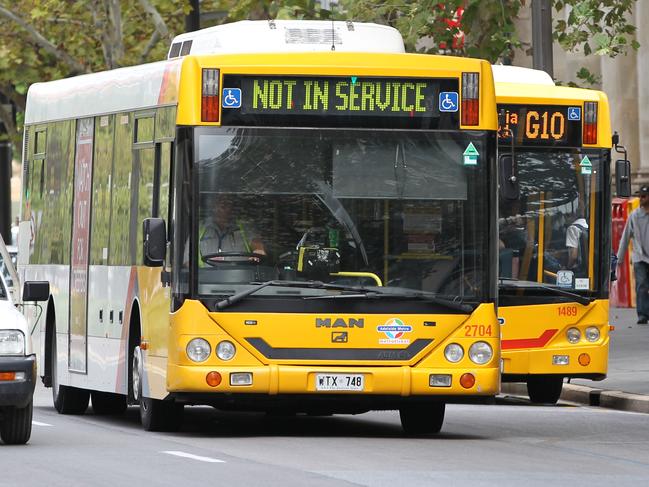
[0,355,36,408]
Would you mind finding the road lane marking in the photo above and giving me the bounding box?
[161,451,225,463]
[32,421,53,427]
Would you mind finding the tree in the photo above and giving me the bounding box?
[0,0,191,148]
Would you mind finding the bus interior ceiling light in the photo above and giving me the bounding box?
[202,68,220,122]
[461,72,479,126]
[583,101,598,144]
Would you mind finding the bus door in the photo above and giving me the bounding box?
[69,117,95,373]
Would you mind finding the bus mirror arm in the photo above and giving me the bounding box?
[613,132,632,198]
[143,218,167,267]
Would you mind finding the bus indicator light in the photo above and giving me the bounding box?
[459,373,475,389]
[201,68,220,122]
[206,371,222,387]
[461,72,479,126]
[578,353,591,366]
[583,102,598,144]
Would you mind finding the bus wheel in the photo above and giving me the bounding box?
[527,376,563,404]
[51,328,89,414]
[133,345,183,432]
[91,391,127,415]
[0,401,33,445]
[399,402,445,435]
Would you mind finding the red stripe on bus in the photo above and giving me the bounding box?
[501,329,558,350]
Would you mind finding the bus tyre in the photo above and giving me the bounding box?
[399,402,445,435]
[527,376,564,404]
[91,391,128,415]
[133,345,183,432]
[51,328,89,414]
[0,401,33,445]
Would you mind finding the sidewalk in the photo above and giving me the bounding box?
[502,307,649,413]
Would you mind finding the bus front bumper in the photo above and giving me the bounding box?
[167,363,499,399]
[501,343,608,380]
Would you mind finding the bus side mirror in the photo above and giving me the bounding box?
[143,218,166,267]
[615,159,631,198]
[22,281,50,302]
[499,154,519,201]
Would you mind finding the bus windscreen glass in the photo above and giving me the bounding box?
[188,127,491,306]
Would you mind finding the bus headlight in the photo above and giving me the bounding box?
[216,341,236,361]
[0,330,25,356]
[566,327,581,344]
[186,338,211,363]
[468,341,493,364]
[444,343,464,363]
[585,327,600,342]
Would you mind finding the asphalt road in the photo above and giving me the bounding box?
[2,385,649,486]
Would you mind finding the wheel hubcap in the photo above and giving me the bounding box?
[132,346,142,402]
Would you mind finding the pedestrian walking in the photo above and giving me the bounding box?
[617,185,649,324]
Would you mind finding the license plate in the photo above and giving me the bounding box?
[315,373,364,391]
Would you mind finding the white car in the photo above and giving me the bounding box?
[0,272,36,444]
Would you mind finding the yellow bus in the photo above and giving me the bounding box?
[494,66,615,403]
[20,20,501,434]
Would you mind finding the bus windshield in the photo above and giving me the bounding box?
[188,126,493,304]
[499,148,605,292]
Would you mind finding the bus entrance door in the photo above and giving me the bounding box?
[68,117,94,373]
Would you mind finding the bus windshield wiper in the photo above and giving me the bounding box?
[215,280,369,310]
[498,277,592,306]
[304,288,474,313]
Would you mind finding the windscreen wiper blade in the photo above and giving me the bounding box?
[305,289,473,313]
[498,277,592,306]
[215,280,369,310]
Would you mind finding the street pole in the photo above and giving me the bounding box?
[185,0,200,33]
[532,0,554,78]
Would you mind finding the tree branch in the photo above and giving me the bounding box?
[138,30,162,64]
[0,96,17,140]
[0,5,87,74]
[107,0,124,63]
[137,0,171,41]
[0,84,26,112]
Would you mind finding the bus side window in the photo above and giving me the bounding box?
[90,115,114,265]
[109,113,133,265]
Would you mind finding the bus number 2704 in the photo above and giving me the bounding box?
[464,325,492,337]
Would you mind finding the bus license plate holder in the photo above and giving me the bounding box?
[315,373,364,391]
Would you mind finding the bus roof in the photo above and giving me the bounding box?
[168,20,405,58]
[24,59,183,125]
[492,65,555,85]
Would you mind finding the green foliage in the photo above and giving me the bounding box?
[554,0,638,57]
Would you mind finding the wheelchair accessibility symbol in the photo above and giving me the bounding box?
[222,88,242,108]
[568,107,581,121]
[439,92,459,112]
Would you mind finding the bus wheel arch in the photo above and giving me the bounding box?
[128,301,183,431]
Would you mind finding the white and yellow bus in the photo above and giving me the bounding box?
[494,66,616,403]
[20,21,501,434]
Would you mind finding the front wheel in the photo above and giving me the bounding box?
[399,402,445,436]
[133,345,183,431]
[527,376,564,404]
[0,401,33,445]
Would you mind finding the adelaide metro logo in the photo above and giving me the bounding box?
[377,318,412,345]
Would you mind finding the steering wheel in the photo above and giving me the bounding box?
[201,251,267,267]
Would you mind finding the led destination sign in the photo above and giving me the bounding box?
[498,104,582,147]
[221,75,460,129]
